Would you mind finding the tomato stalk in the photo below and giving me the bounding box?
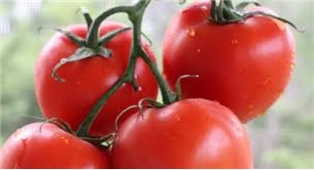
[209,0,302,31]
[80,7,93,30]
[76,0,175,137]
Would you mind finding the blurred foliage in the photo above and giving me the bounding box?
[0,0,313,168]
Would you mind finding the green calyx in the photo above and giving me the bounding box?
[209,0,302,32]
[210,0,244,23]
[50,8,131,82]
[52,47,111,82]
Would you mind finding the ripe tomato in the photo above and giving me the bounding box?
[162,1,295,122]
[112,99,253,168]
[34,21,158,136]
[0,122,109,168]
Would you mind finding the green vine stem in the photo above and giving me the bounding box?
[76,0,174,137]
[80,7,93,30]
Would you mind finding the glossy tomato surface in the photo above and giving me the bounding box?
[0,122,109,168]
[34,21,158,136]
[112,99,253,168]
[162,1,295,122]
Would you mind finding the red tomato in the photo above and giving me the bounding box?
[34,21,158,136]
[0,122,109,168]
[162,1,295,122]
[112,99,253,168]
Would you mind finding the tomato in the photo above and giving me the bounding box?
[0,122,109,168]
[34,21,158,136]
[162,1,295,122]
[112,99,253,168]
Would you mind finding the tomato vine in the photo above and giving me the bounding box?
[74,0,174,137]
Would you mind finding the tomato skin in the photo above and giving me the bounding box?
[0,122,109,168]
[162,1,295,122]
[112,99,253,168]
[34,21,158,136]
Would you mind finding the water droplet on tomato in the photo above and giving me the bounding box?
[291,52,296,58]
[231,39,238,45]
[200,6,208,12]
[175,115,181,122]
[138,86,143,91]
[186,28,195,37]
[197,49,201,54]
[60,136,69,145]
[290,62,296,70]
[263,79,270,85]
[289,63,295,76]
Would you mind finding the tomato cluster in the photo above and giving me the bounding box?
[0,0,296,168]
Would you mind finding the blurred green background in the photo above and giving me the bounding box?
[0,0,313,168]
